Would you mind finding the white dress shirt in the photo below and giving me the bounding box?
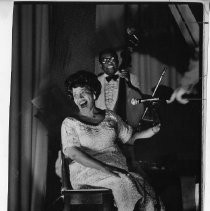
[96,71,140,112]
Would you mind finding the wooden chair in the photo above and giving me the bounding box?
[60,152,115,211]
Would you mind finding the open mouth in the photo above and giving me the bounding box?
[107,65,114,68]
[79,101,88,108]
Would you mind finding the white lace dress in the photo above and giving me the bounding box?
[61,110,164,211]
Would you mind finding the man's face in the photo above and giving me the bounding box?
[100,53,118,76]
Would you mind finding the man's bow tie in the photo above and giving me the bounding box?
[105,75,119,82]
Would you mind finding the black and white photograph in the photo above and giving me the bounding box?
[1,0,210,211]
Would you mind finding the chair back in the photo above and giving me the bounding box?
[61,151,72,190]
[60,151,115,211]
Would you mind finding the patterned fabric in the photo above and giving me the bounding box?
[104,73,120,110]
[61,110,164,211]
[96,72,140,112]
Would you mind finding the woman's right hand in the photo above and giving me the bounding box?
[102,165,128,177]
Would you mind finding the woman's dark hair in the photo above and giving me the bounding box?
[99,48,119,64]
[65,70,101,100]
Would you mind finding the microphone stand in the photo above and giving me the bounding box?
[141,67,167,124]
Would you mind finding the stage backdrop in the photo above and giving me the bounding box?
[8,2,202,211]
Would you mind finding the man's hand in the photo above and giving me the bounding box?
[167,87,190,104]
[119,69,130,82]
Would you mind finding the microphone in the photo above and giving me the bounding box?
[126,27,139,42]
[131,98,160,105]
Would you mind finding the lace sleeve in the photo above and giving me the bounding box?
[61,118,80,155]
[109,111,133,144]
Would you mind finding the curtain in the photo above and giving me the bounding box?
[95,4,184,94]
[7,3,201,211]
[8,3,50,211]
[0,1,13,211]
[130,53,181,94]
[9,3,96,211]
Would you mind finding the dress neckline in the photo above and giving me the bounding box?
[71,110,107,126]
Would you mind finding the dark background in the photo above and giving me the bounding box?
[36,3,203,211]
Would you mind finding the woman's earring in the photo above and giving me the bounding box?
[93,94,96,100]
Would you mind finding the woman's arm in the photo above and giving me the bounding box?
[64,146,127,177]
[126,124,161,145]
[55,150,62,178]
[115,110,160,145]
[61,118,127,177]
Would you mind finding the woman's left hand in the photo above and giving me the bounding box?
[128,123,161,144]
[139,123,161,139]
[151,124,161,134]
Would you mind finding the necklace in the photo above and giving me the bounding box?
[79,112,97,119]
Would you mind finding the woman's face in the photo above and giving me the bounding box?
[72,86,94,111]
